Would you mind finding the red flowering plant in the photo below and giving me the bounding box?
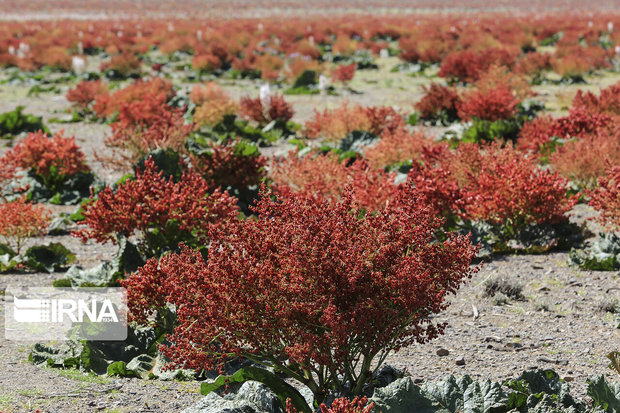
[549,127,620,189]
[239,93,294,128]
[105,94,193,165]
[270,150,398,212]
[189,139,266,191]
[415,83,461,125]
[408,143,578,252]
[588,164,620,231]
[455,66,536,143]
[0,196,50,255]
[122,184,478,406]
[99,51,142,79]
[3,130,92,200]
[457,144,578,231]
[66,79,109,113]
[331,63,356,86]
[363,127,433,170]
[74,157,239,258]
[305,103,404,142]
[438,48,518,84]
[457,87,520,122]
[191,82,239,128]
[572,81,620,115]
[93,77,175,119]
[517,105,613,158]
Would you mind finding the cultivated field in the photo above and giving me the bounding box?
[0,2,618,412]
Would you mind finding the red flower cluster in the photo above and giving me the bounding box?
[75,158,238,256]
[588,165,620,230]
[66,79,108,110]
[514,52,552,78]
[93,77,175,118]
[191,82,239,127]
[438,47,518,83]
[415,83,461,121]
[0,197,50,254]
[192,54,222,73]
[287,397,374,413]
[189,140,266,190]
[4,130,90,191]
[408,143,577,228]
[572,81,620,115]
[270,151,398,211]
[458,145,577,227]
[549,128,620,188]
[239,94,294,126]
[457,87,520,121]
[331,63,356,84]
[122,185,477,403]
[364,127,433,169]
[518,106,612,155]
[99,51,142,77]
[106,95,193,162]
[305,103,404,141]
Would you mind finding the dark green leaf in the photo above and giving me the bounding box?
[24,243,76,272]
[200,366,312,413]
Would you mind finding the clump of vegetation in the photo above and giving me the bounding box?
[484,277,525,301]
[122,185,478,407]
[0,106,49,140]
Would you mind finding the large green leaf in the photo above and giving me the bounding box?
[65,237,143,286]
[24,242,75,272]
[423,375,471,412]
[371,377,438,413]
[134,149,185,182]
[569,232,620,271]
[107,361,141,378]
[462,380,507,413]
[0,106,49,137]
[200,366,312,413]
[587,375,620,413]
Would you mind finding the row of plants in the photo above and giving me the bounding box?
[2,13,620,84]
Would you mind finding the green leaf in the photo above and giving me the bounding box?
[0,106,49,136]
[24,243,76,273]
[134,149,185,182]
[292,70,317,88]
[462,379,507,413]
[422,375,471,412]
[107,361,140,378]
[65,237,144,286]
[569,232,620,271]
[509,369,562,396]
[200,366,312,413]
[339,130,379,153]
[587,375,620,413]
[371,377,438,413]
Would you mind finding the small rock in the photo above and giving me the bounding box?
[564,376,575,382]
[436,348,450,357]
[455,357,465,366]
[484,336,503,343]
